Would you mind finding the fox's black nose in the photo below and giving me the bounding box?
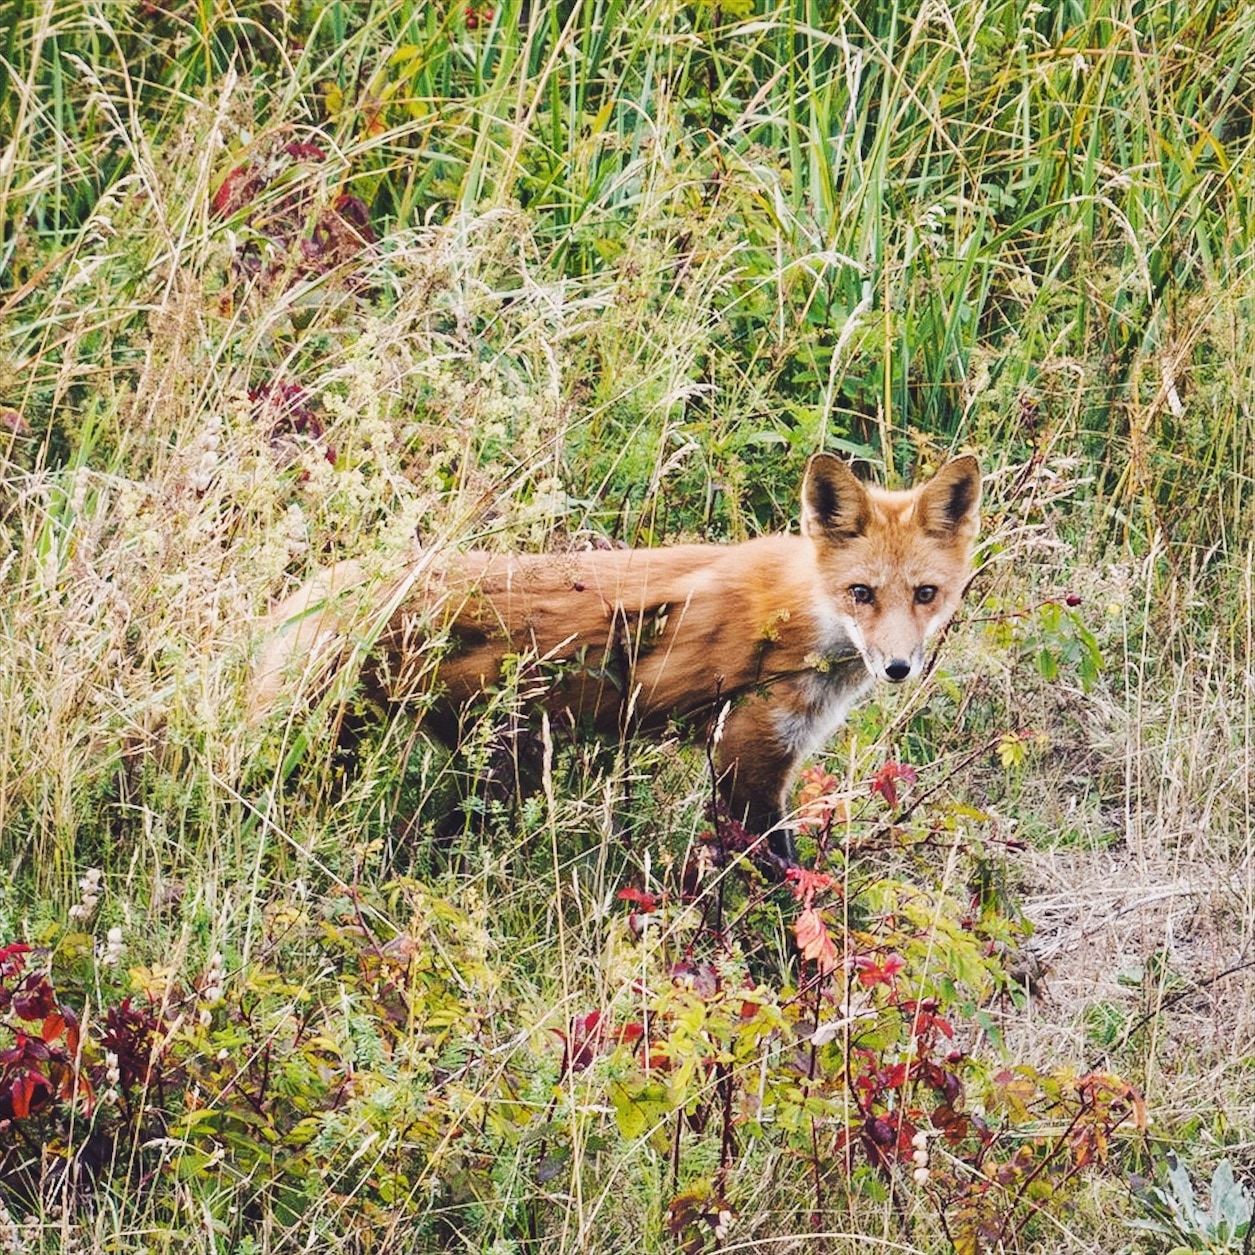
[884,659,912,682]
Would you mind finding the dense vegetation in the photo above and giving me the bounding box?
[0,0,1252,1250]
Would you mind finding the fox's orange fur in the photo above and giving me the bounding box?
[253,454,981,862]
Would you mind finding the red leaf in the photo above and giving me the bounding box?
[0,943,32,979]
[881,1062,908,1089]
[10,1068,48,1120]
[13,976,56,1021]
[0,1032,50,1068]
[40,1011,67,1044]
[618,1022,644,1046]
[931,1100,970,1144]
[853,952,905,988]
[793,908,837,974]
[617,887,659,912]
[870,761,918,808]
[211,164,263,217]
[564,1010,602,1074]
[57,1064,92,1112]
[62,1008,81,1057]
[794,765,846,829]
[332,193,375,241]
[866,1115,895,1145]
[283,141,326,162]
[784,865,836,908]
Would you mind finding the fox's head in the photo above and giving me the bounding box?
[801,452,981,684]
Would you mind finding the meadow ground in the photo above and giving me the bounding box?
[0,1,1253,1251]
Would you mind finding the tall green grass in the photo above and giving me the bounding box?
[4,1,1252,517]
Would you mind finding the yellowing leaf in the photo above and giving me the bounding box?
[997,732,1027,770]
[129,964,176,999]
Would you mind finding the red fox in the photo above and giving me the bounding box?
[253,453,981,864]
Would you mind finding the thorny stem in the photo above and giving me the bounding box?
[810,1114,824,1231]
[879,732,1007,831]
[670,1102,683,1188]
[805,966,825,1229]
[1003,1086,1136,1247]
[717,1057,735,1190]
[963,596,1083,626]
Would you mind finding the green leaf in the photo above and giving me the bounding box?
[1211,1158,1254,1229]
[608,1077,673,1153]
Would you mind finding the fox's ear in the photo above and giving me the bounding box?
[801,453,870,541]
[917,455,981,540]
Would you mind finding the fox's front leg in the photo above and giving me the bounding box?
[713,701,800,866]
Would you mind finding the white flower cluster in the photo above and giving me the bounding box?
[283,503,309,559]
[101,1049,121,1107]
[188,414,224,494]
[200,951,225,1028]
[100,925,124,968]
[68,868,102,922]
[910,1128,931,1186]
[0,1199,18,1254]
[203,951,225,1001]
[0,1202,37,1254]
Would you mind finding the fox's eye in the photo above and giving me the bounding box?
[849,584,874,605]
[915,585,938,605]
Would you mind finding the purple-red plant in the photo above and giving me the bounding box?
[0,944,89,1123]
[212,137,375,287]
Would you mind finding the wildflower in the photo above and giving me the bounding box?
[0,1198,19,1253]
[283,503,309,558]
[189,414,223,493]
[100,926,124,967]
[68,869,102,922]
[911,1128,931,1184]
[202,951,225,1003]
